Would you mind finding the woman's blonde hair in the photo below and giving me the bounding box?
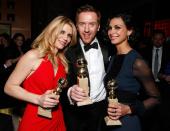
[32,16,77,73]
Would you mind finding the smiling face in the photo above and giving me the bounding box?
[108,17,132,46]
[54,24,73,51]
[76,12,100,45]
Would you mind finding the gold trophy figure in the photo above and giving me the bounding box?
[38,78,67,118]
[76,58,93,106]
[105,79,122,126]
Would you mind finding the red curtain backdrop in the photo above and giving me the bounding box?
[144,19,170,38]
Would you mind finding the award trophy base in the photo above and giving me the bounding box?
[38,106,52,119]
[104,116,122,126]
[77,97,93,106]
[105,98,122,126]
[77,77,93,106]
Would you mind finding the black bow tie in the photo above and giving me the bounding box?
[84,42,98,52]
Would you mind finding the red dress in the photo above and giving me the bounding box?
[18,57,66,131]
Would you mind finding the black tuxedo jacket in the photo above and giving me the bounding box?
[61,40,109,106]
[142,44,170,73]
[65,41,109,87]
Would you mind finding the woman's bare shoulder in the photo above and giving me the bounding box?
[24,49,41,60]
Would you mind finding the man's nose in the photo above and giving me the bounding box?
[84,24,89,32]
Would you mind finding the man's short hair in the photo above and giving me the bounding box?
[75,4,101,23]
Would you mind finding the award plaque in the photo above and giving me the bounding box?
[76,58,93,106]
[104,79,122,126]
[38,78,67,118]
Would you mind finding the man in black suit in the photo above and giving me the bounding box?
[62,4,109,131]
[142,30,170,83]
[141,29,170,131]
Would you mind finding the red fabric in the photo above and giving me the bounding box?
[18,57,66,131]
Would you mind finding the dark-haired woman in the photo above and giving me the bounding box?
[105,13,160,131]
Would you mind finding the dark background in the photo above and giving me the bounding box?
[31,0,169,39]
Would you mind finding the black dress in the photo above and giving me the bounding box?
[105,50,160,131]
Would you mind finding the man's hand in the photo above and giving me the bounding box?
[70,85,88,102]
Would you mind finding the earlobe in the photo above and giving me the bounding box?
[127,30,133,36]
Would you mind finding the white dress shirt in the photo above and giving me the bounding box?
[152,46,162,81]
[80,38,106,102]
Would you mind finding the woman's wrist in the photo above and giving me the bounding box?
[34,94,41,106]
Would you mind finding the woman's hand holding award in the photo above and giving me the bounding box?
[105,79,122,126]
[38,78,67,118]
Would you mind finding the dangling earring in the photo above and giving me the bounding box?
[127,35,129,40]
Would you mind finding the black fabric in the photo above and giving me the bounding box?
[115,90,145,116]
[105,50,160,117]
[63,100,107,131]
[129,100,145,116]
[105,55,125,80]
[116,90,137,104]
[133,58,160,100]
[115,89,145,117]
[0,113,14,131]
[84,42,98,52]
[62,39,109,131]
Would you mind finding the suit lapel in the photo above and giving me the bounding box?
[99,42,109,71]
[75,43,85,60]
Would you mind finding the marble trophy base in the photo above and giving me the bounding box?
[105,98,122,126]
[104,116,122,126]
[77,77,93,106]
[37,91,61,118]
[38,106,52,119]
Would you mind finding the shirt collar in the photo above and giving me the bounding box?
[80,37,98,49]
[153,46,162,50]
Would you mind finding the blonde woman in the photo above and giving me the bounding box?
[4,16,77,131]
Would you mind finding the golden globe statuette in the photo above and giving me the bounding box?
[105,79,122,126]
[38,78,67,118]
[76,58,93,106]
